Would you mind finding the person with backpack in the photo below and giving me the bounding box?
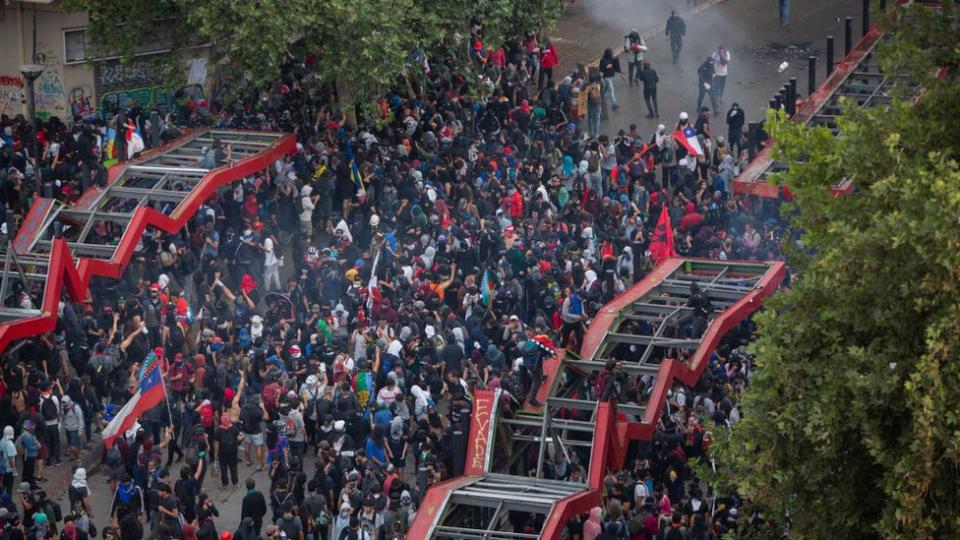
[585,75,602,139]
[35,490,62,534]
[560,287,586,348]
[110,473,145,521]
[67,468,93,534]
[61,396,84,461]
[241,395,267,470]
[214,413,243,489]
[38,382,61,467]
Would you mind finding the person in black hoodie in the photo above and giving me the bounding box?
[726,102,745,159]
[241,479,268,535]
[697,56,719,113]
[599,48,622,112]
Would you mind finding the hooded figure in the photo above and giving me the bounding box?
[584,506,603,540]
[410,384,432,421]
[71,468,92,532]
[562,155,574,178]
[389,415,405,442]
[334,218,353,243]
[330,503,351,540]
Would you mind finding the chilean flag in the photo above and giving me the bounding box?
[102,351,167,448]
[673,126,703,157]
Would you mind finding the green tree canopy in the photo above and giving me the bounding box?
[706,3,960,539]
[62,0,563,105]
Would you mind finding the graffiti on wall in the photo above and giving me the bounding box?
[0,75,24,117]
[100,83,206,115]
[94,57,165,95]
[35,68,67,120]
[70,86,96,118]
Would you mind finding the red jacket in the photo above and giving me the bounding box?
[540,45,559,69]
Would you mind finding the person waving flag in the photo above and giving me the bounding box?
[102,350,167,447]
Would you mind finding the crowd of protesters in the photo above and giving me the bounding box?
[0,12,788,540]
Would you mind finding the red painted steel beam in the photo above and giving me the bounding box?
[0,130,296,354]
[405,475,479,539]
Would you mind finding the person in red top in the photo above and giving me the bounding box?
[678,202,703,231]
[506,186,524,219]
[538,40,559,90]
[169,353,195,399]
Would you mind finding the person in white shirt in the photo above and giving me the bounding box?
[261,233,281,291]
[300,185,316,236]
[0,426,17,493]
[711,45,731,104]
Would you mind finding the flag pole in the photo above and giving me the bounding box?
[154,352,175,428]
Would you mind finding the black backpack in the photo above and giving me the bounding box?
[219,426,239,453]
[169,324,185,350]
[41,397,58,421]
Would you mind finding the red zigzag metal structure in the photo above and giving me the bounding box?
[0,129,296,353]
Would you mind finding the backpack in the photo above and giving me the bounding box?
[169,324,185,351]
[41,397,59,421]
[144,301,160,328]
[261,383,279,412]
[586,151,599,172]
[662,146,675,164]
[569,293,584,316]
[184,445,199,467]
[68,485,88,512]
[241,404,260,433]
[587,84,601,106]
[219,426,239,454]
[43,499,63,522]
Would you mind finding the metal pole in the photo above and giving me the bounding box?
[5,210,16,240]
[863,0,871,37]
[845,17,854,55]
[826,36,835,76]
[747,121,760,161]
[769,97,779,111]
[808,56,817,96]
[24,80,40,195]
[451,429,465,477]
[787,78,797,115]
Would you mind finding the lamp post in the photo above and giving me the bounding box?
[19,63,45,194]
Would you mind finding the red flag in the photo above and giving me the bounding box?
[649,204,676,265]
[600,241,615,261]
